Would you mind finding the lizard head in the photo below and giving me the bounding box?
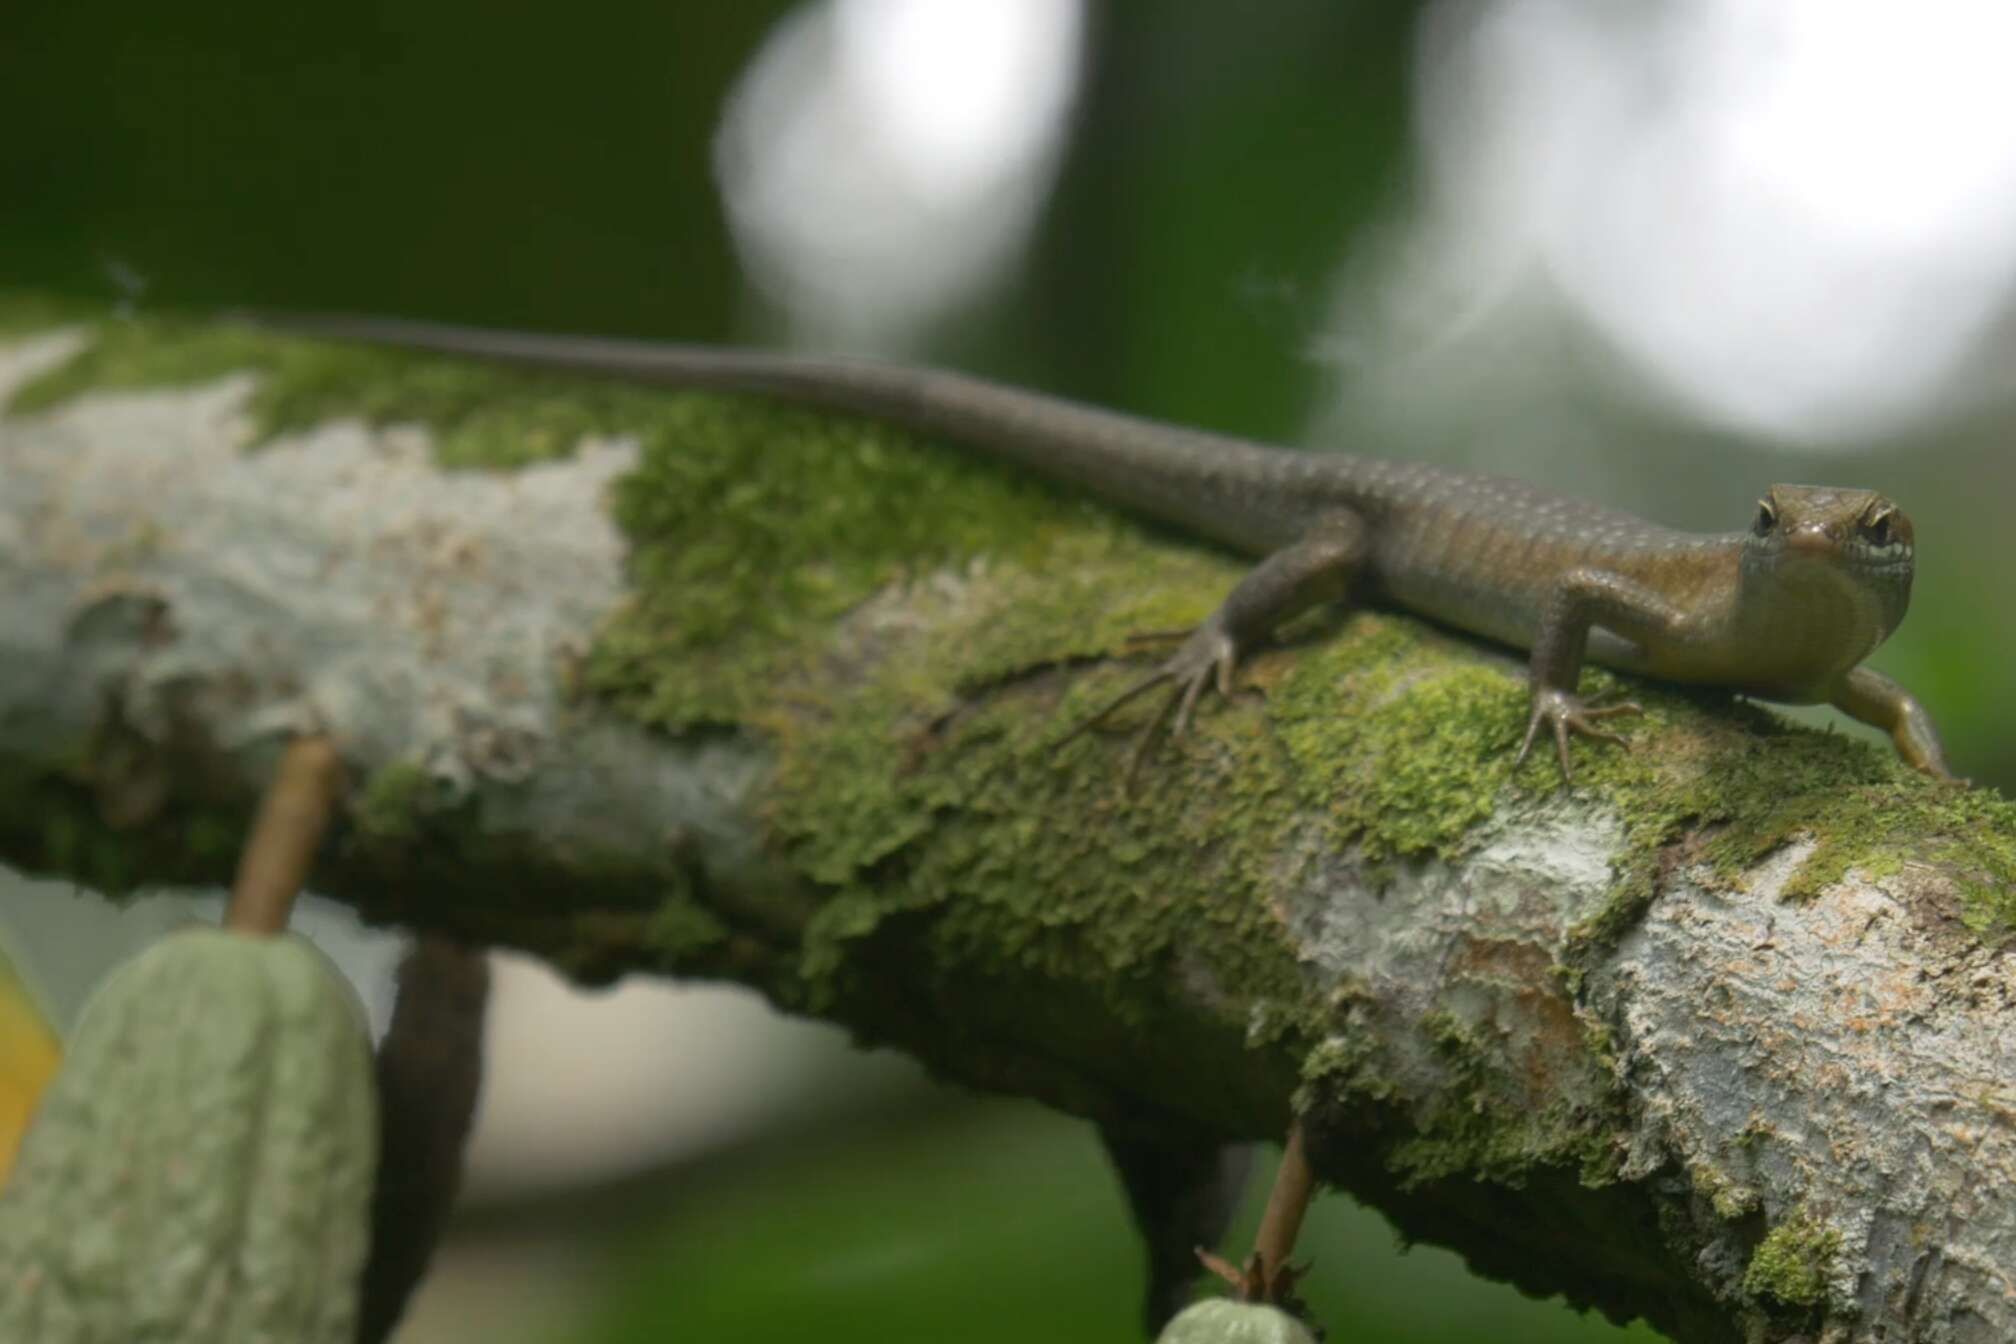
[1741,484,1915,646]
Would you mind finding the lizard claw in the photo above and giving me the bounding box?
[1513,688,1642,784]
[1057,620,1240,786]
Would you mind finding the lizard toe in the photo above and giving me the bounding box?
[1060,622,1243,783]
[1519,688,1640,784]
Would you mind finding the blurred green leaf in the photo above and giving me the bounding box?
[570,1101,1667,1343]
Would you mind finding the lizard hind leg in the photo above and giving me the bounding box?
[1054,511,1367,785]
[1056,618,1241,786]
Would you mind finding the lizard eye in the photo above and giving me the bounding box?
[1865,512,1892,546]
[1753,499,1777,536]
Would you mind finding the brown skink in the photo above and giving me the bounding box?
[243,314,1953,781]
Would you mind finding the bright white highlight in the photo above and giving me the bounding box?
[1414,0,2016,445]
[714,0,1083,345]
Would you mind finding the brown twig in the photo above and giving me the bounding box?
[1253,1119,1316,1291]
[225,736,344,935]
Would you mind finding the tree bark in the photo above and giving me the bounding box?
[2,311,2014,1344]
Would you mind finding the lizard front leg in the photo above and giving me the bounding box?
[1061,511,1367,779]
[1518,567,1693,782]
[1830,664,1956,780]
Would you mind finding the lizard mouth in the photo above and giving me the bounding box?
[1767,539,1910,576]
[1843,546,1914,577]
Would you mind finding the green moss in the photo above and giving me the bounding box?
[646,895,729,962]
[585,398,1195,730]
[353,761,435,844]
[1269,617,1525,860]
[1297,1030,1391,1106]
[0,759,246,896]
[1690,1160,1760,1221]
[9,318,275,414]
[763,597,1314,1050]
[1742,1210,1840,1309]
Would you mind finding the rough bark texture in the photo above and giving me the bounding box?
[3,310,2015,1344]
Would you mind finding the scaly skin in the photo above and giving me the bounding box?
[240,314,1955,781]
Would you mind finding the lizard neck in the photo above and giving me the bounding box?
[1734,548,1910,693]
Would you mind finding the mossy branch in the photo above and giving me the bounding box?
[3,306,2015,1343]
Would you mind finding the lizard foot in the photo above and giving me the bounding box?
[1514,688,1642,784]
[1057,621,1240,786]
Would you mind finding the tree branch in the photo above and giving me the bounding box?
[2,307,2014,1343]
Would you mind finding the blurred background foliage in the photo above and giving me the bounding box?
[7,1,2015,1340]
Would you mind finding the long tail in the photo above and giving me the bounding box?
[232,311,1295,553]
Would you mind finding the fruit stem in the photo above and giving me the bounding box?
[226,736,343,935]
[1253,1120,1315,1292]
